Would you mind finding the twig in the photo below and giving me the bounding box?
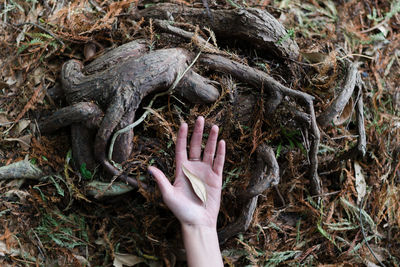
[359,196,386,267]
[359,18,388,34]
[107,37,211,162]
[306,100,322,196]
[338,54,374,61]
[153,19,217,52]
[356,87,367,156]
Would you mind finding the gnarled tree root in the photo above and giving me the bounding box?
[199,53,322,195]
[317,62,367,157]
[317,62,361,127]
[137,3,299,60]
[218,144,279,244]
[40,45,220,188]
[38,102,103,133]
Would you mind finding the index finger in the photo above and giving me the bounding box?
[175,122,188,176]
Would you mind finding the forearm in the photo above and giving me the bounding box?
[182,224,224,267]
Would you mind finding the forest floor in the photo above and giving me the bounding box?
[0,0,399,266]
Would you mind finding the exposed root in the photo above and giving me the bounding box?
[199,54,322,195]
[218,144,279,244]
[317,62,360,127]
[85,180,136,199]
[153,20,217,53]
[39,102,104,133]
[0,160,43,180]
[218,196,258,244]
[241,144,279,199]
[356,87,367,156]
[137,3,300,60]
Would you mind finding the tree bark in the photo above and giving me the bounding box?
[137,3,299,60]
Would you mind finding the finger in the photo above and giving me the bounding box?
[189,116,204,160]
[203,125,219,164]
[148,166,173,198]
[213,140,226,176]
[175,122,188,175]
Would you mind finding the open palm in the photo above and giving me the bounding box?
[148,117,225,228]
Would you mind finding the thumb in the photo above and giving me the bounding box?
[148,166,173,198]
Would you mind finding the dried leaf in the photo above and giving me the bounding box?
[113,253,144,267]
[333,97,353,125]
[301,51,327,64]
[72,254,90,266]
[5,134,32,151]
[0,113,10,125]
[354,161,366,204]
[182,164,207,203]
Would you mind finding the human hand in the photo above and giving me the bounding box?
[148,116,225,228]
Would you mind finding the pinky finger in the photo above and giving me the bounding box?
[213,140,226,176]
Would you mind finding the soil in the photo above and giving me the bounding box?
[0,0,399,266]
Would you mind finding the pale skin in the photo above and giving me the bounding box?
[148,116,225,267]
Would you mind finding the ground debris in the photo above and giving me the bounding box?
[0,0,399,266]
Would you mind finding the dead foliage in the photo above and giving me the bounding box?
[0,0,399,266]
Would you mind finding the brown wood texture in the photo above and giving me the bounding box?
[317,62,359,126]
[137,3,299,60]
[38,102,103,133]
[41,42,220,183]
[218,144,279,244]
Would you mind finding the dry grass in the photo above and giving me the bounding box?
[0,0,399,266]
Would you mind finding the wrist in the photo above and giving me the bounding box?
[181,223,217,236]
[181,223,223,267]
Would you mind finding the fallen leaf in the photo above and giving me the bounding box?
[333,97,353,125]
[73,254,90,267]
[33,67,45,85]
[0,113,10,125]
[4,189,31,202]
[182,164,207,204]
[16,119,31,134]
[301,51,327,64]
[354,161,366,204]
[0,81,8,90]
[5,134,32,151]
[113,253,144,267]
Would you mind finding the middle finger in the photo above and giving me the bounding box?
[189,116,204,160]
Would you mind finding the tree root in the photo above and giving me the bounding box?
[317,61,367,157]
[0,160,43,180]
[38,102,104,133]
[240,145,279,199]
[199,53,322,195]
[218,144,279,244]
[137,3,299,60]
[85,180,136,199]
[356,87,367,156]
[317,62,361,127]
